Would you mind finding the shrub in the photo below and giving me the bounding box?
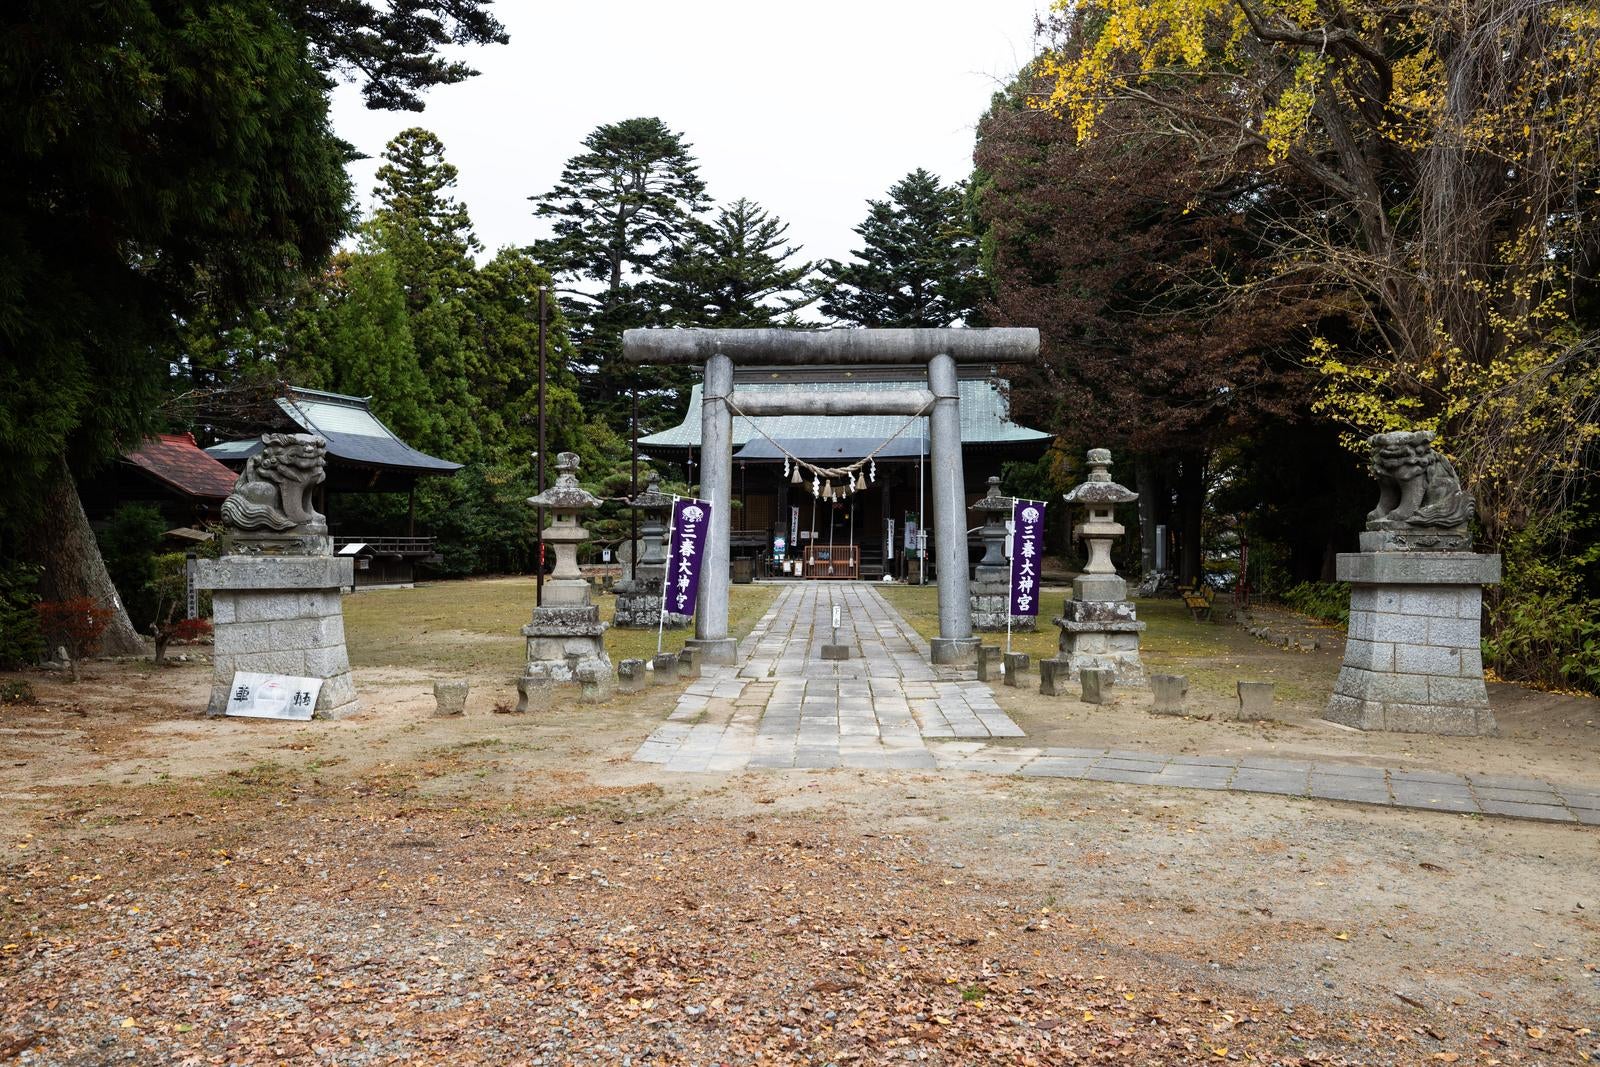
[1281,581,1350,624]
[34,598,115,682]
[1,678,36,705]
[0,562,44,669]
[1484,516,1600,694]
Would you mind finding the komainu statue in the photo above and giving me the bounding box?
[1364,430,1473,549]
[221,433,329,535]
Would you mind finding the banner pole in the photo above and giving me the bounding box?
[658,496,676,656]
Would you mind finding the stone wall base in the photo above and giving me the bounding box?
[1054,599,1146,685]
[971,586,1036,632]
[612,584,691,630]
[196,555,359,720]
[523,604,612,684]
[1323,552,1499,736]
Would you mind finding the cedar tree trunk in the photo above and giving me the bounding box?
[25,456,148,657]
[1177,451,1207,587]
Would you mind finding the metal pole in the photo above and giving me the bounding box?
[918,409,926,586]
[536,287,548,606]
[630,386,639,582]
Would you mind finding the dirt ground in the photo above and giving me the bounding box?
[1,578,1597,1065]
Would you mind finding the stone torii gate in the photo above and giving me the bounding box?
[623,327,1040,667]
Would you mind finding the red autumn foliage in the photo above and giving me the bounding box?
[34,597,115,681]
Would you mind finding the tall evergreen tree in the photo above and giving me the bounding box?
[283,250,436,448]
[529,117,709,425]
[366,127,485,459]
[820,169,983,327]
[657,198,816,327]
[0,0,504,651]
[470,246,585,463]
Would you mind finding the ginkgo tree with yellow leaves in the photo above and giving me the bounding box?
[1039,0,1600,545]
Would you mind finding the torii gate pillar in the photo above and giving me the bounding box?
[694,351,738,664]
[624,328,1040,667]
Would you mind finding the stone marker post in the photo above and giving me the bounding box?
[1324,432,1500,735]
[197,434,358,719]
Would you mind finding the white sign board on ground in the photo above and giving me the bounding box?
[225,672,322,721]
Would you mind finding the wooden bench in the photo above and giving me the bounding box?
[1179,582,1215,622]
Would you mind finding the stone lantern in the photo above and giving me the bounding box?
[971,476,1028,631]
[1054,448,1145,683]
[613,472,687,629]
[521,452,612,686]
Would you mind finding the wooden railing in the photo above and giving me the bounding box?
[334,535,439,558]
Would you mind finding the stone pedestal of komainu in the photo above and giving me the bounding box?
[197,433,359,719]
[1324,430,1499,735]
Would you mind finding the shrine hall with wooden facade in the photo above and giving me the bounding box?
[638,365,1052,580]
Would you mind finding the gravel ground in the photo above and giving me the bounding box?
[1,593,1597,1065]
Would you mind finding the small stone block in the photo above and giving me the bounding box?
[1150,674,1188,716]
[576,664,611,704]
[821,644,851,660]
[651,653,680,684]
[617,658,648,694]
[1038,658,1064,697]
[1002,652,1030,688]
[975,646,1002,682]
[432,679,468,718]
[676,647,701,680]
[1081,667,1114,705]
[1235,681,1275,720]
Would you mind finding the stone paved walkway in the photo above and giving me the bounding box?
[635,584,1023,772]
[632,583,1599,825]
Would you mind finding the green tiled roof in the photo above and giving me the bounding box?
[639,377,1050,452]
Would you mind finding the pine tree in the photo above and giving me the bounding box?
[820,169,983,327]
[656,198,816,327]
[367,128,485,459]
[530,117,709,424]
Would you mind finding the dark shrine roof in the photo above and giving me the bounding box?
[124,433,239,501]
[207,388,462,476]
[638,369,1052,460]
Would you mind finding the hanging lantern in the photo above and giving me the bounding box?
[791,461,803,485]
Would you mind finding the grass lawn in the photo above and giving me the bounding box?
[342,576,780,675]
[877,582,1329,703]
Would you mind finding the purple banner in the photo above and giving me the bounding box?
[665,497,712,618]
[1009,499,1045,617]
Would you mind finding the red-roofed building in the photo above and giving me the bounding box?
[80,432,240,533]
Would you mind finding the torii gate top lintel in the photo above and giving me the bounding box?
[622,327,1040,366]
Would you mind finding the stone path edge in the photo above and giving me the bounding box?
[933,744,1599,827]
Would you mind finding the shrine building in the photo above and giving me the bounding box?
[638,364,1052,580]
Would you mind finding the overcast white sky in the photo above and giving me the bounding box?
[328,0,1049,268]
